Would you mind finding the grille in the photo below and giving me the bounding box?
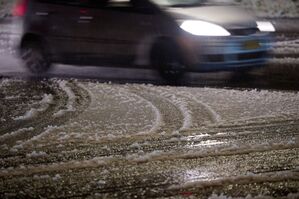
[229,28,259,36]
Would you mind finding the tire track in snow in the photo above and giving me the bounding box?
[145,86,193,130]
[179,90,222,124]
[2,116,298,168]
[2,170,297,199]
[0,81,65,146]
[1,83,298,166]
[127,85,185,133]
[110,85,163,135]
[6,83,162,154]
[0,147,297,198]
[52,80,76,117]
[0,82,298,198]
[1,141,297,178]
[0,80,91,149]
[12,94,54,121]
[75,83,162,136]
[0,83,194,167]
[152,87,222,128]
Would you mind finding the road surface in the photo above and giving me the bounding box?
[0,78,298,198]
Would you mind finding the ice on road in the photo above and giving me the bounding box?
[0,78,298,198]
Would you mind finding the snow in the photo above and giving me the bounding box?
[270,58,299,65]
[140,99,162,134]
[126,150,164,163]
[208,193,274,199]
[169,170,298,190]
[274,47,299,56]
[53,83,162,138]
[274,40,299,54]
[53,80,76,117]
[4,81,297,152]
[13,94,53,121]
[207,192,299,198]
[180,91,222,123]
[0,78,20,87]
[78,82,96,105]
[0,79,298,197]
[121,86,163,135]
[130,142,141,149]
[238,0,299,18]
[0,127,34,142]
[33,174,50,179]
[13,109,38,121]
[0,157,111,177]
[121,137,298,165]
[26,151,47,158]
[52,174,62,181]
[16,125,60,148]
[97,180,106,185]
[183,87,299,123]
[147,86,193,130]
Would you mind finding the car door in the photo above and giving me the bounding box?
[83,0,158,66]
[33,0,89,63]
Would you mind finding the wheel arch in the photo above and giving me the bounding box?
[20,33,43,48]
[134,35,181,67]
[150,36,179,61]
[149,36,186,68]
[20,33,52,55]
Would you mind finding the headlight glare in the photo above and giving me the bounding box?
[256,21,275,32]
[180,20,231,36]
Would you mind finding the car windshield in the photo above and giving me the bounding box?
[150,0,206,7]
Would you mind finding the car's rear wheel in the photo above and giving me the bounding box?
[20,41,51,74]
[151,40,185,82]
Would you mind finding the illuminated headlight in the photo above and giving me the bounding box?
[256,21,275,32]
[180,20,231,36]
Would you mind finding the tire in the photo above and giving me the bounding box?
[20,41,51,74]
[151,40,185,82]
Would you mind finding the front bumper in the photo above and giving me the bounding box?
[184,33,272,72]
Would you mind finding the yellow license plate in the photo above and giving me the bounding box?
[243,40,260,50]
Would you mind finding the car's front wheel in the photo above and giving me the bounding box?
[20,41,51,74]
[151,40,185,82]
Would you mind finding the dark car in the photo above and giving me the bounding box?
[11,0,274,80]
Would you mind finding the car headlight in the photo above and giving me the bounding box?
[180,20,231,36]
[256,21,275,32]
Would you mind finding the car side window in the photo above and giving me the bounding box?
[38,0,89,7]
[104,0,131,8]
[89,0,154,14]
[88,0,109,8]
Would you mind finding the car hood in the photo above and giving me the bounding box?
[165,6,257,29]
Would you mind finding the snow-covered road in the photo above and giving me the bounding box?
[0,78,298,198]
